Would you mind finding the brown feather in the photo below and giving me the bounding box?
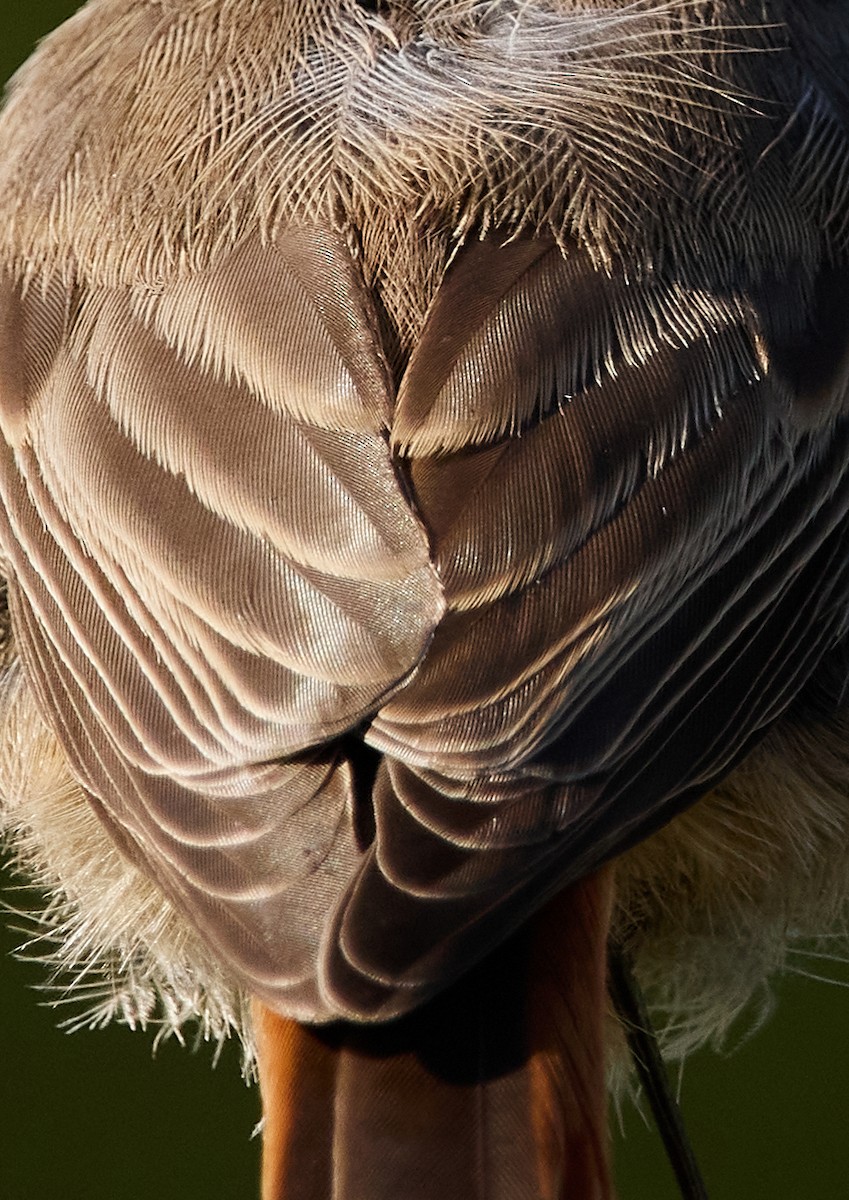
[527,869,615,1200]
[3,3,849,1197]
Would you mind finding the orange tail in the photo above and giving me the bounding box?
[253,869,614,1200]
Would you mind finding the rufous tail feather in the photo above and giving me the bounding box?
[254,868,615,1200]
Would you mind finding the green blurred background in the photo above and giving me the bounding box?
[2,4,849,1197]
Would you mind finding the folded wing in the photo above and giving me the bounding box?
[3,220,849,1023]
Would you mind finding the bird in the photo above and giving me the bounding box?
[2,1,849,1198]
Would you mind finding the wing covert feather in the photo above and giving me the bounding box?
[335,239,849,1010]
[0,234,448,1018]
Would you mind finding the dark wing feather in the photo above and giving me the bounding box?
[326,237,849,1015]
[0,233,443,1021]
[4,223,849,1023]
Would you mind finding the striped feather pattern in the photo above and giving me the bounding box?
[0,233,444,1019]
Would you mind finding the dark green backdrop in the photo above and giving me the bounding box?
[2,5,849,1198]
